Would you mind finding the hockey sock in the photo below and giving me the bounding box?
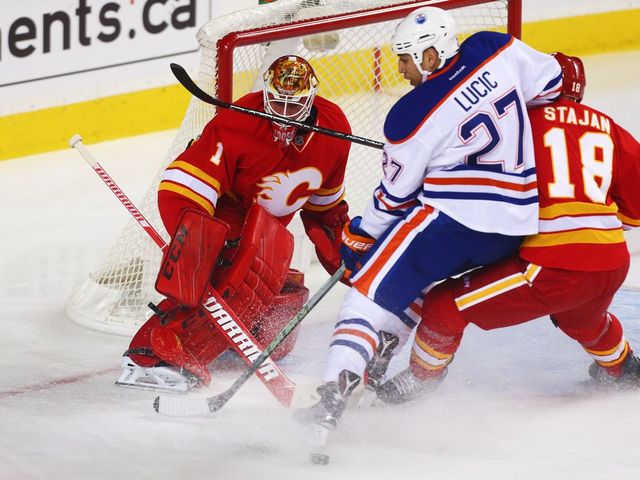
[581,313,630,377]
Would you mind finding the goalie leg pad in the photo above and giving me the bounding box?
[125,299,226,386]
[121,299,209,391]
[135,204,295,380]
[155,209,230,308]
[172,269,308,371]
[255,270,310,360]
[165,307,230,383]
[213,203,295,329]
[126,298,180,368]
[149,326,212,386]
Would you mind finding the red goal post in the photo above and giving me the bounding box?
[67,0,522,335]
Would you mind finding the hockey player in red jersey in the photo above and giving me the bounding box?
[376,53,640,403]
[116,55,352,392]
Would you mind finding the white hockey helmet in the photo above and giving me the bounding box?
[391,7,459,76]
[263,55,318,144]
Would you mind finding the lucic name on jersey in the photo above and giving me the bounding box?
[361,31,563,239]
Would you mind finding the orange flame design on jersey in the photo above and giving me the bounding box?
[255,168,323,217]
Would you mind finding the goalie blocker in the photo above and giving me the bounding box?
[118,202,309,392]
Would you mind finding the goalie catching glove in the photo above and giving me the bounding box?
[340,216,375,278]
[300,200,349,278]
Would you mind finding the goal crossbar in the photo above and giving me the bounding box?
[217,0,522,101]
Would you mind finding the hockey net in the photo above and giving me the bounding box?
[67,0,521,335]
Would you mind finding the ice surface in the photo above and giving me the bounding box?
[1,52,639,479]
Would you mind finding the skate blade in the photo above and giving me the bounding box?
[308,424,331,465]
[154,395,211,416]
[115,380,189,394]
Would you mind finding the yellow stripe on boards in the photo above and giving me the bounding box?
[2,10,639,161]
[0,84,190,161]
[522,9,640,55]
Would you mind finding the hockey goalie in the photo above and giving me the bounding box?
[117,55,352,392]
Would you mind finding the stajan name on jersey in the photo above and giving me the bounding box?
[543,105,611,134]
[453,70,499,112]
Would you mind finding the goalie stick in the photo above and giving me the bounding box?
[69,134,295,407]
[154,264,346,416]
[170,63,384,150]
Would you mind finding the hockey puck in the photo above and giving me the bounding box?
[310,452,330,465]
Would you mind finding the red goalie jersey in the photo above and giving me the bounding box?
[521,99,640,271]
[157,91,351,233]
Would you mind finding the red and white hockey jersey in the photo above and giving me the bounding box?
[520,98,640,271]
[361,31,563,239]
[157,92,351,233]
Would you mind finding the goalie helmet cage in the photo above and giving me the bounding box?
[67,0,522,335]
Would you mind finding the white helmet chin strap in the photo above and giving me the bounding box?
[412,52,440,83]
[410,52,431,83]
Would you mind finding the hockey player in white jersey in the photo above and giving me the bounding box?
[295,7,563,431]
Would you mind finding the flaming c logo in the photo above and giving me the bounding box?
[256,167,323,216]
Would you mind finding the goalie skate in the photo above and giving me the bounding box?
[115,356,199,394]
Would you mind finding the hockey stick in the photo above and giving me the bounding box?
[69,134,296,407]
[154,264,346,416]
[170,63,384,150]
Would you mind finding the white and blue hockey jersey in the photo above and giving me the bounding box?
[360,31,563,238]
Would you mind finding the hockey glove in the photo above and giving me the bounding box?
[340,216,375,278]
[300,201,349,277]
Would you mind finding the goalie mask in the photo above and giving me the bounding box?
[263,55,318,145]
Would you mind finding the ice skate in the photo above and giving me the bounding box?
[588,354,640,389]
[354,331,399,407]
[293,370,361,430]
[376,366,447,404]
[366,331,399,390]
[115,356,199,393]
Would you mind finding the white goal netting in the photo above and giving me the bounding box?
[67,0,517,335]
